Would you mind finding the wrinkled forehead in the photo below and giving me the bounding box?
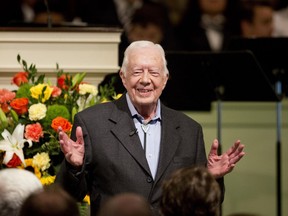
[128,47,164,67]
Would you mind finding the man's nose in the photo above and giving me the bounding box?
[140,70,151,83]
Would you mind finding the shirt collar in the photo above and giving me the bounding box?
[126,93,162,122]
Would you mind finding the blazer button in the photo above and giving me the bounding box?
[146,177,153,183]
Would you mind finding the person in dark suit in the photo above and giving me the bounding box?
[175,0,241,52]
[239,0,274,38]
[55,40,245,216]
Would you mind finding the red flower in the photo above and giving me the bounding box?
[11,72,28,86]
[57,74,71,90]
[5,153,22,168]
[25,123,44,142]
[0,103,9,113]
[51,117,72,132]
[10,98,29,115]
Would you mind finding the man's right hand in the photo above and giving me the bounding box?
[58,126,85,167]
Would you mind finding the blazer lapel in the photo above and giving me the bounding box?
[154,105,181,183]
[109,96,152,176]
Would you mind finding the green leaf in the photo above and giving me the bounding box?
[72,72,86,88]
[17,54,21,63]
[0,108,8,128]
[10,109,19,123]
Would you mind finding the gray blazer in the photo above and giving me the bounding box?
[56,94,214,215]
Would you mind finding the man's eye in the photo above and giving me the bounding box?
[133,71,142,76]
[150,72,160,76]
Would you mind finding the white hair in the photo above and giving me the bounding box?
[121,40,169,76]
[0,168,43,216]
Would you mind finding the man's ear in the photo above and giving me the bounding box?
[119,70,126,86]
[119,70,125,78]
[162,74,169,89]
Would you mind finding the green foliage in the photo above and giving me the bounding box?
[43,105,71,130]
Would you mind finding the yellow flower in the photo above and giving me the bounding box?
[79,83,98,96]
[40,175,56,186]
[30,83,53,103]
[33,152,51,172]
[19,158,41,178]
[28,103,47,121]
[101,98,110,103]
[113,93,122,100]
[83,195,90,205]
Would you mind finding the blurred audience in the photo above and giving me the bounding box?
[97,193,153,216]
[114,0,145,32]
[19,184,80,216]
[0,0,76,26]
[73,0,121,27]
[174,0,241,52]
[160,166,221,216]
[273,1,288,36]
[239,0,274,38]
[157,0,189,27]
[119,1,175,64]
[0,168,43,216]
[0,0,36,26]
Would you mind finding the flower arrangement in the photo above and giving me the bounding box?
[0,55,120,186]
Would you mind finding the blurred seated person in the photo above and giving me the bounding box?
[0,0,75,27]
[158,0,190,27]
[97,193,153,216]
[111,1,175,94]
[273,1,288,36]
[19,184,80,216]
[119,1,175,64]
[160,166,221,216]
[0,0,37,26]
[175,0,241,52]
[240,0,274,38]
[33,0,68,25]
[114,0,145,32]
[73,0,121,27]
[0,168,43,216]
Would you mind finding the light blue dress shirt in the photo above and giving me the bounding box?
[126,94,161,179]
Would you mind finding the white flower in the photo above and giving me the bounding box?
[79,83,98,96]
[0,124,32,166]
[33,152,51,171]
[28,103,47,121]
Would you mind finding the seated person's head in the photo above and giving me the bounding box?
[240,0,274,37]
[19,184,80,216]
[33,1,67,25]
[0,168,43,216]
[97,193,153,216]
[160,166,221,216]
[127,3,168,44]
[199,0,228,16]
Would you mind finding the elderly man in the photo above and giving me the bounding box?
[56,40,245,216]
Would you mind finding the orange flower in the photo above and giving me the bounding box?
[25,123,44,142]
[10,98,29,115]
[51,117,72,132]
[11,72,28,86]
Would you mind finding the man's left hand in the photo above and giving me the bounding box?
[207,139,245,178]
